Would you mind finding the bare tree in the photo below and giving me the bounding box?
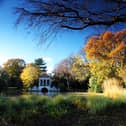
[15,0,126,40]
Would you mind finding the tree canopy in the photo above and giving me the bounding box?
[20,64,40,89]
[71,55,90,81]
[15,0,126,39]
[84,29,126,92]
[34,58,47,73]
[84,30,126,66]
[3,59,25,78]
[3,59,25,88]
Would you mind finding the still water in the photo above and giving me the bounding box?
[2,89,87,97]
[3,90,60,97]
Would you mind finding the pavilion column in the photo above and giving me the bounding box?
[39,78,41,86]
[46,79,47,86]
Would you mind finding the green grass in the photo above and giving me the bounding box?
[0,94,126,125]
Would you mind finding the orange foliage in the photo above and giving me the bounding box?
[84,29,126,65]
[102,31,113,40]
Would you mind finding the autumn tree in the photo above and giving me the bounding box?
[15,0,126,40]
[71,55,90,82]
[20,64,40,89]
[85,30,126,66]
[53,57,72,90]
[53,55,89,91]
[118,65,126,86]
[3,58,26,88]
[84,30,126,92]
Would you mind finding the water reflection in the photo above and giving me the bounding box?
[28,91,60,97]
[2,90,60,97]
[2,89,87,97]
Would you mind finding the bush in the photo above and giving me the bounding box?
[102,78,125,98]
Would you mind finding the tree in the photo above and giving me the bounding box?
[0,69,9,92]
[84,30,126,92]
[88,62,116,92]
[20,64,40,89]
[84,30,126,66]
[53,57,72,90]
[3,58,26,88]
[71,55,90,82]
[54,57,72,77]
[15,0,126,39]
[53,55,89,91]
[118,65,126,86]
[34,58,47,74]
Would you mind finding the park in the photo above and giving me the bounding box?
[0,0,126,126]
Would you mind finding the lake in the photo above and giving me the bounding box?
[2,89,90,97]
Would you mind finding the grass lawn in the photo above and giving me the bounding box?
[0,94,126,126]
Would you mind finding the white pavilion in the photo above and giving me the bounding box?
[29,63,60,92]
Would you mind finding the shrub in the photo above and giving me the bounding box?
[102,78,124,98]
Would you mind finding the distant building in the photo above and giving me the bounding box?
[29,73,60,92]
[30,59,60,92]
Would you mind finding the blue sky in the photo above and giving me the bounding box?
[0,1,125,72]
[0,0,89,72]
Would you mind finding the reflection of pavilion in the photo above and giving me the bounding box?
[29,74,60,92]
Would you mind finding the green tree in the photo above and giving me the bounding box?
[34,58,47,74]
[3,58,25,88]
[0,69,9,92]
[20,64,40,89]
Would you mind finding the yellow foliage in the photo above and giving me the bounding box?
[103,78,124,98]
[20,64,40,88]
[71,55,90,81]
[118,65,126,84]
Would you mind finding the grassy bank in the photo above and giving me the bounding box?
[0,94,126,126]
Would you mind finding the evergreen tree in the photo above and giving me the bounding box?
[34,58,47,74]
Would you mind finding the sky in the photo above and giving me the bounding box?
[0,1,125,72]
[0,0,90,72]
